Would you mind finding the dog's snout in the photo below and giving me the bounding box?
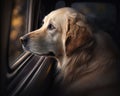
[20,35,29,45]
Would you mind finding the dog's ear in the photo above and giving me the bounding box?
[65,13,92,56]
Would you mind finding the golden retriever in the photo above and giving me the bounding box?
[20,7,120,96]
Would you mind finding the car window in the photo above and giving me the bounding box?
[9,0,28,65]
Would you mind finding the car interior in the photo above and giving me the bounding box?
[0,0,120,96]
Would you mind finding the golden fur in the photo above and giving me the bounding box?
[20,7,120,96]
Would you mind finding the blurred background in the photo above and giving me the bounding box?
[9,0,27,64]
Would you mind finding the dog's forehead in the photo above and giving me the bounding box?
[43,7,77,22]
[43,11,64,22]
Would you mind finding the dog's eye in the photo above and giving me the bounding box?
[48,24,55,30]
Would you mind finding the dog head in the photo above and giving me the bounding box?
[20,7,93,61]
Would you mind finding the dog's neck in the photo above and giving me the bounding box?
[57,37,96,84]
[56,53,70,69]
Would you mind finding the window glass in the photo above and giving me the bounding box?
[9,0,28,65]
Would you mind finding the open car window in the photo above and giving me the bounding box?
[9,0,28,65]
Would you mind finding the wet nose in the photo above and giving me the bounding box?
[20,35,29,45]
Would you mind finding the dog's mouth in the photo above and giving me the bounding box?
[21,44,55,57]
[22,46,55,57]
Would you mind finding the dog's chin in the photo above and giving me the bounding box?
[32,51,55,57]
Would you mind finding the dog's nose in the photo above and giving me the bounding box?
[20,35,29,45]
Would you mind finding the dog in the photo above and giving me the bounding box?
[20,7,120,96]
